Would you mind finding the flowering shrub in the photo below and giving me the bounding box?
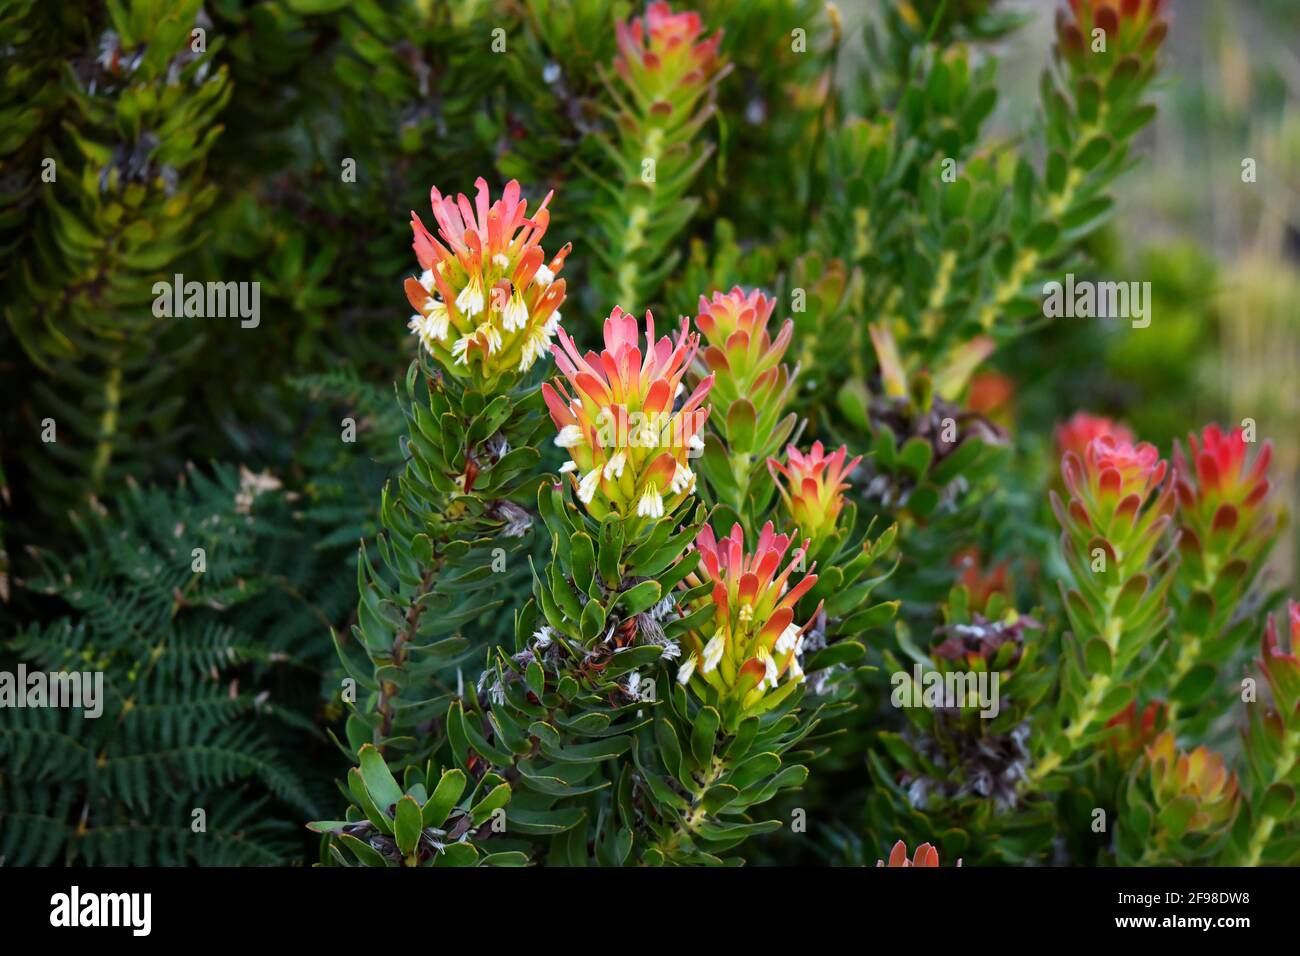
[4,0,1297,875]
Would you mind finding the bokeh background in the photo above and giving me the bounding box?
[1,0,1296,865]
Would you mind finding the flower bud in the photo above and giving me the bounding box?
[615,2,723,114]
[1258,601,1300,732]
[1055,435,1175,575]
[1053,412,1135,462]
[1104,700,1167,767]
[876,840,959,867]
[1055,0,1170,71]
[1143,731,1239,834]
[767,441,861,543]
[1173,424,1278,574]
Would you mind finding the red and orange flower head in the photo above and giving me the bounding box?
[767,441,862,543]
[1257,601,1300,732]
[877,840,959,867]
[1054,411,1136,462]
[695,286,796,452]
[1055,0,1169,70]
[543,307,713,521]
[951,547,1011,614]
[1055,434,1175,576]
[1105,700,1167,767]
[966,371,1016,427]
[702,287,790,392]
[676,521,821,716]
[406,178,569,387]
[1144,731,1239,833]
[1173,424,1278,572]
[614,1,723,115]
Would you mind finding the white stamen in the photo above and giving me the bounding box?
[518,327,548,371]
[502,293,529,332]
[455,276,485,316]
[603,451,626,480]
[554,425,583,448]
[578,468,601,504]
[702,633,726,673]
[424,300,449,340]
[478,322,502,354]
[774,623,801,655]
[670,462,694,495]
[636,484,664,518]
[451,334,472,364]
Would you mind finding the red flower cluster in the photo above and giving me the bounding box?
[1173,424,1276,570]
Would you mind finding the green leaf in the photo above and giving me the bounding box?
[339,832,388,867]
[284,0,351,12]
[691,707,721,767]
[357,744,403,814]
[697,819,781,841]
[482,851,531,866]
[897,437,933,479]
[580,598,607,640]
[432,843,479,866]
[1084,638,1113,678]
[598,516,625,583]
[1262,784,1296,821]
[1170,664,1215,706]
[525,660,545,697]
[507,806,586,835]
[540,736,632,764]
[803,639,864,672]
[571,532,597,595]
[469,782,512,826]
[1157,796,1198,838]
[616,580,662,616]
[1046,149,1069,194]
[348,768,393,835]
[1073,135,1112,171]
[728,751,781,789]
[394,795,423,857]
[423,769,467,828]
[726,398,757,453]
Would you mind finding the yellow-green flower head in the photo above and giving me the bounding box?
[1145,731,1239,833]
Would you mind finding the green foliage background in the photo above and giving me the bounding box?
[1,0,1296,866]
